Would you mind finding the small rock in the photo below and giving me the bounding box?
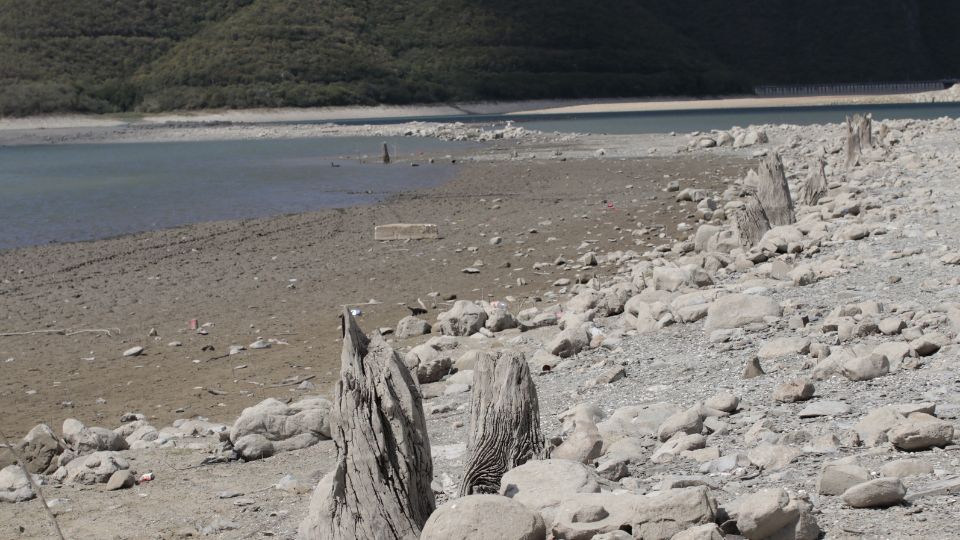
[842,478,906,508]
[122,347,143,357]
[880,458,934,478]
[105,470,136,491]
[742,357,765,379]
[773,379,814,403]
[817,463,871,495]
[799,401,851,418]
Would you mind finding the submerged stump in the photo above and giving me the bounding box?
[298,310,435,540]
[459,350,544,496]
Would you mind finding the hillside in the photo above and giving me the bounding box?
[0,0,958,116]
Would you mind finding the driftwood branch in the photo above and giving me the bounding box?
[299,310,434,540]
[459,350,545,496]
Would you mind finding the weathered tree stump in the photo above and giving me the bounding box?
[799,158,828,206]
[854,113,873,148]
[382,143,391,164]
[877,122,889,146]
[844,114,872,168]
[298,310,435,540]
[459,350,545,496]
[734,190,772,248]
[755,153,795,226]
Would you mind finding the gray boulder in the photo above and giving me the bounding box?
[773,379,815,403]
[437,301,488,336]
[704,294,781,330]
[842,478,906,508]
[500,459,601,524]
[817,463,871,495]
[395,316,431,339]
[63,419,128,454]
[657,406,704,442]
[841,353,889,381]
[15,424,65,474]
[887,416,954,450]
[672,524,724,540]
[880,458,935,478]
[731,488,819,540]
[234,434,275,461]
[421,494,546,540]
[0,465,35,503]
[52,451,129,485]
[546,324,591,358]
[405,343,453,383]
[482,302,520,332]
[550,486,716,540]
[229,397,332,458]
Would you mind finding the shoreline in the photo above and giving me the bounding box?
[1,86,957,136]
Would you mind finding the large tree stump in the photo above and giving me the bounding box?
[734,190,771,248]
[459,350,544,496]
[799,158,828,206]
[298,311,435,540]
[755,153,795,226]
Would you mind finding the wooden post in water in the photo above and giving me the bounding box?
[382,142,391,164]
[298,310,434,540]
[459,350,544,496]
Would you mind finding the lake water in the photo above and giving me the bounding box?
[5,102,960,250]
[328,102,960,135]
[0,137,469,250]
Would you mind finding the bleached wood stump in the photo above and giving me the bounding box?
[799,158,828,206]
[459,350,544,496]
[756,153,796,226]
[845,114,872,168]
[298,310,435,540]
[855,113,874,148]
[734,190,772,248]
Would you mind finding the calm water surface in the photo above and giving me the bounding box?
[0,137,471,250]
[328,102,960,134]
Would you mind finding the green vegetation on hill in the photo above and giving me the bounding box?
[0,0,958,116]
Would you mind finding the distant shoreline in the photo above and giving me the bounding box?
[1,87,957,132]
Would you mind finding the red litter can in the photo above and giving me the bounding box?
[189,319,198,330]
[140,472,155,483]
